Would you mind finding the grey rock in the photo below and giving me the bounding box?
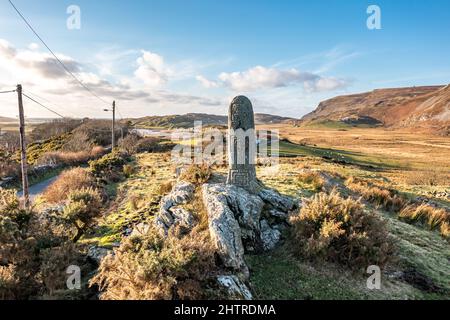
[217,275,253,300]
[88,246,112,264]
[260,220,281,251]
[202,184,249,277]
[258,188,296,213]
[155,182,196,233]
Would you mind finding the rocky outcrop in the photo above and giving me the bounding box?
[202,182,298,278]
[155,182,196,233]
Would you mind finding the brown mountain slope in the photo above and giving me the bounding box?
[301,85,450,133]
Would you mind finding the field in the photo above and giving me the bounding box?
[74,124,449,299]
[2,120,449,300]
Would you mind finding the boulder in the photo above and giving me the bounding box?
[217,275,253,300]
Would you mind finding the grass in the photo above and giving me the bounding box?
[69,124,449,300]
[82,153,175,247]
[246,248,434,300]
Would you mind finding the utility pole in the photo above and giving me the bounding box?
[17,84,30,209]
[112,100,116,149]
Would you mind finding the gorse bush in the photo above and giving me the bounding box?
[90,226,218,300]
[289,190,395,269]
[63,188,102,242]
[0,190,89,299]
[43,168,97,204]
[89,151,128,179]
[179,164,212,185]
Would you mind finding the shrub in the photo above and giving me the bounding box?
[440,222,450,240]
[0,190,92,299]
[90,226,218,300]
[289,190,395,269]
[345,177,406,212]
[298,170,325,192]
[179,164,211,185]
[43,168,96,204]
[63,188,102,242]
[0,160,20,179]
[123,164,135,178]
[399,204,449,236]
[118,134,141,154]
[89,151,128,178]
[38,146,105,167]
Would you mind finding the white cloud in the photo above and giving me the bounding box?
[28,43,39,50]
[0,39,222,118]
[304,77,349,92]
[218,66,314,91]
[199,65,349,92]
[196,75,219,88]
[134,50,169,87]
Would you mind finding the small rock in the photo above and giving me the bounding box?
[87,246,112,264]
[258,188,296,213]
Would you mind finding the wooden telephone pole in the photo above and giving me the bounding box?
[112,100,116,149]
[16,84,30,209]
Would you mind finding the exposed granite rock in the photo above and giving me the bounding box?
[217,275,253,300]
[155,182,196,233]
[202,184,248,277]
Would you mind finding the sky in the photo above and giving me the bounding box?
[0,0,450,119]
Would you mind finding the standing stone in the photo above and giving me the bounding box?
[227,96,259,193]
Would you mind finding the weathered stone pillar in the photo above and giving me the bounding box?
[227,96,258,193]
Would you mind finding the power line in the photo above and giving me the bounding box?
[24,90,79,118]
[0,90,16,94]
[8,0,110,107]
[22,93,66,118]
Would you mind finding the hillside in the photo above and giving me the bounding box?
[301,85,450,134]
[0,116,15,122]
[131,113,297,128]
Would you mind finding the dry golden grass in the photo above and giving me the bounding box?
[179,164,212,185]
[298,170,325,192]
[399,204,449,237]
[345,177,406,212]
[39,146,105,166]
[43,168,96,203]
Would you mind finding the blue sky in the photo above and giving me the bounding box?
[1,0,450,118]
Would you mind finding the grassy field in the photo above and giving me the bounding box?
[32,124,448,300]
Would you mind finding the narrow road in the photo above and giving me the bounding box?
[18,176,58,202]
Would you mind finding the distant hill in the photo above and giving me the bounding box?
[132,113,297,128]
[301,85,450,134]
[0,116,15,122]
